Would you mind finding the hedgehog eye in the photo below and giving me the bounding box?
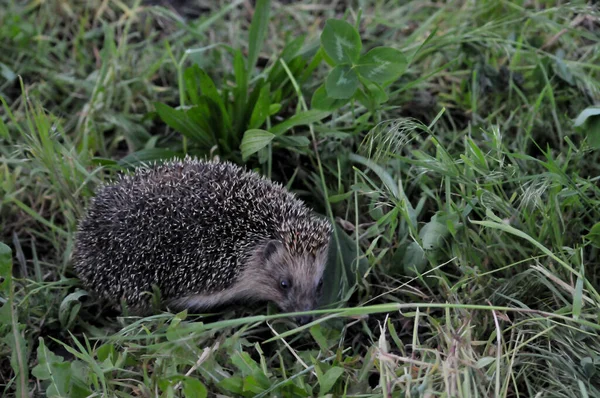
[280,279,290,290]
[317,278,323,290]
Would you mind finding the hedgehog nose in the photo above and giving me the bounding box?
[296,315,313,325]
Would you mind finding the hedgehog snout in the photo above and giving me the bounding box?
[296,315,313,326]
[289,296,318,325]
[296,304,315,326]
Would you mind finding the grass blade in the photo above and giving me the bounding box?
[0,242,28,398]
[247,0,271,76]
[269,110,331,136]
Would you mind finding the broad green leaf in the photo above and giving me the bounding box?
[241,129,274,160]
[196,67,221,103]
[186,65,232,132]
[96,343,116,363]
[154,103,212,147]
[242,375,268,394]
[319,366,344,395]
[244,79,266,124]
[419,215,451,251]
[320,19,362,64]
[217,376,244,394]
[258,146,269,165]
[249,83,271,129]
[69,373,93,398]
[230,352,271,392]
[233,49,248,134]
[275,135,310,148]
[184,65,201,106]
[574,106,600,149]
[326,65,358,99]
[270,110,331,136]
[403,242,427,275]
[247,0,271,75]
[355,81,389,112]
[363,80,388,104]
[581,357,596,378]
[328,191,353,204]
[311,84,349,111]
[187,95,229,144]
[322,224,369,306]
[585,222,600,247]
[355,47,407,84]
[310,324,330,352]
[183,378,208,398]
[59,290,88,329]
[232,351,261,377]
[32,338,71,398]
[269,103,281,115]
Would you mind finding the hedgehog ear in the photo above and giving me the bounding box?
[263,240,283,261]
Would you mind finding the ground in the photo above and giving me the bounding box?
[1,0,600,397]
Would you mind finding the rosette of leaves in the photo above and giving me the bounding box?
[141,0,332,166]
[312,19,408,112]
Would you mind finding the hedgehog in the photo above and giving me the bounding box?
[73,157,333,324]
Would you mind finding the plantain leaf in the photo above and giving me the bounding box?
[241,129,274,160]
[232,49,248,134]
[270,110,331,136]
[247,0,271,75]
[275,135,310,148]
[186,65,232,132]
[154,103,213,148]
[249,83,271,129]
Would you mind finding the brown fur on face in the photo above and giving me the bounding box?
[168,238,330,316]
[242,239,329,314]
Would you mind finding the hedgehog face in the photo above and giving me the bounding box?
[258,239,329,325]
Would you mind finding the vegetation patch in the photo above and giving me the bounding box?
[1,0,599,396]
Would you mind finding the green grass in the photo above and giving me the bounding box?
[1,0,600,396]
